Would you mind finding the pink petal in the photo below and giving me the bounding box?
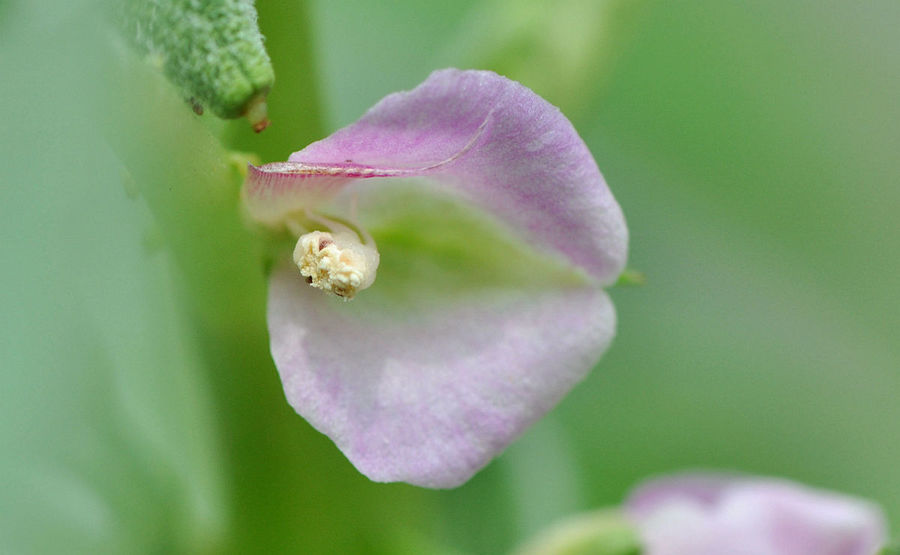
[245,68,627,285]
[625,474,888,555]
[252,69,627,487]
[268,268,616,488]
[626,473,739,518]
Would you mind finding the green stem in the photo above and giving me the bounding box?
[103,3,428,551]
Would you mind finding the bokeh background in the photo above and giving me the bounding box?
[2,0,899,553]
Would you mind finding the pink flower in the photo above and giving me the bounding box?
[243,69,627,487]
[626,473,888,555]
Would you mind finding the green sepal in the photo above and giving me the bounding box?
[616,268,646,287]
[514,510,642,555]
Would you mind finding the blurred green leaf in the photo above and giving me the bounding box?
[0,4,225,552]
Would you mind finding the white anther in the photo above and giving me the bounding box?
[293,230,379,300]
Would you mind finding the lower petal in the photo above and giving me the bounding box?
[267,268,616,488]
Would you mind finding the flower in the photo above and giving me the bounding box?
[242,69,628,488]
[625,473,888,555]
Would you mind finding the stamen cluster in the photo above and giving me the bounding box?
[293,230,379,300]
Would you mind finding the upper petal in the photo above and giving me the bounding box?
[244,69,627,284]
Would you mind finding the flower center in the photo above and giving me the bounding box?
[293,229,379,300]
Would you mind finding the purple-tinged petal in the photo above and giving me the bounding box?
[268,267,616,488]
[625,473,888,555]
[243,162,406,225]
[245,68,627,285]
[627,473,739,519]
[250,69,628,487]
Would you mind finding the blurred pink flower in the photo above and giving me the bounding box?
[626,473,888,555]
[243,69,627,487]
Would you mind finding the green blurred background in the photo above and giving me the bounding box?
[2,0,898,553]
